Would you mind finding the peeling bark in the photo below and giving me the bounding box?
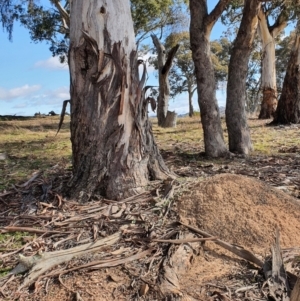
[151,34,179,127]
[68,1,171,201]
[226,0,260,155]
[190,0,230,157]
[258,7,287,119]
[272,32,300,124]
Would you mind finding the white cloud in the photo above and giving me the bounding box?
[13,102,28,109]
[30,86,70,107]
[0,85,41,101]
[34,57,68,70]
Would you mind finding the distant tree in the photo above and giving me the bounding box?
[210,37,231,87]
[275,31,296,96]
[257,1,300,119]
[164,33,230,117]
[151,34,179,127]
[257,4,289,119]
[190,0,230,157]
[131,0,188,44]
[221,0,299,119]
[164,31,196,117]
[272,22,300,124]
[245,37,261,113]
[226,0,261,155]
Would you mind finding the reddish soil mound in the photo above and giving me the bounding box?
[178,173,300,254]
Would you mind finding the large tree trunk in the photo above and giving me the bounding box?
[151,34,179,127]
[68,1,171,201]
[190,0,229,157]
[258,8,287,119]
[272,31,300,124]
[226,0,260,155]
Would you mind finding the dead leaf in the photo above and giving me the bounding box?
[139,283,149,296]
[108,274,123,283]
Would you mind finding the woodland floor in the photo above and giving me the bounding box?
[1,115,300,300]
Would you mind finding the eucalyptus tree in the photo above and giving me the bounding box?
[276,31,296,96]
[3,0,185,60]
[226,0,261,155]
[222,0,299,119]
[164,33,230,117]
[257,2,291,119]
[272,22,300,124]
[165,31,196,117]
[190,0,231,157]
[131,0,188,44]
[1,0,172,201]
[151,34,179,127]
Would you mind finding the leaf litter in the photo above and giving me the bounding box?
[1,138,300,299]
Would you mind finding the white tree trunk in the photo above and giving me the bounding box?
[257,8,286,119]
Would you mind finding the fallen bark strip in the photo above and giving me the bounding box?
[267,230,290,301]
[152,237,216,244]
[158,233,200,301]
[179,221,264,267]
[11,231,121,290]
[291,278,300,301]
[1,226,71,235]
[45,248,155,277]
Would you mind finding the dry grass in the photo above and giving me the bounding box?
[0,116,71,190]
[0,115,299,191]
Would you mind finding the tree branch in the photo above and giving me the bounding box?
[52,0,70,30]
[161,44,179,75]
[269,5,289,37]
[205,0,231,32]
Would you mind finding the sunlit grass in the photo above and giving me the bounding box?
[0,114,299,191]
[0,116,71,190]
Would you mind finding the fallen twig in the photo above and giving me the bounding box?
[11,231,121,289]
[180,221,264,267]
[1,226,70,235]
[152,237,216,244]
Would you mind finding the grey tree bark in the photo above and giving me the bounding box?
[272,26,300,124]
[188,88,194,117]
[151,34,179,127]
[68,1,171,201]
[190,0,230,157]
[226,0,261,155]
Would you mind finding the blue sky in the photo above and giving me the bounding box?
[0,1,226,116]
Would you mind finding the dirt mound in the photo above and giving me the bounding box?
[178,173,300,254]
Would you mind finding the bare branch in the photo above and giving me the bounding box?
[205,0,231,31]
[161,44,179,75]
[52,0,70,30]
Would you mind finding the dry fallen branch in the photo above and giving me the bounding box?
[1,226,70,235]
[152,237,216,244]
[15,171,42,188]
[180,221,264,267]
[10,231,121,290]
[158,232,200,300]
[265,229,290,301]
